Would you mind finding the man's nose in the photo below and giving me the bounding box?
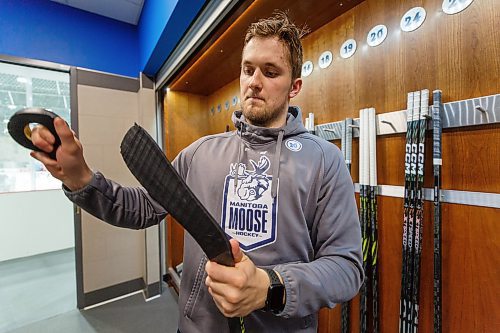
[249,70,263,90]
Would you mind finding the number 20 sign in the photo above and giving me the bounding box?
[367,24,388,47]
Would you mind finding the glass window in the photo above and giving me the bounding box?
[0,62,70,193]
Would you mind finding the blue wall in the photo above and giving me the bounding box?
[0,0,207,78]
[138,0,178,75]
[138,0,206,76]
[0,0,139,77]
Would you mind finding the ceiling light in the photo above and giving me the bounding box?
[16,77,28,83]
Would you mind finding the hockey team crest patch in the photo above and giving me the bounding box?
[285,139,302,152]
[221,155,278,251]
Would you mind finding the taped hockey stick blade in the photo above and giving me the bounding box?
[120,124,234,267]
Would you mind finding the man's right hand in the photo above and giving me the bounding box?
[30,117,93,191]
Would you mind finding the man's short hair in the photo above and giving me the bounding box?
[244,10,307,80]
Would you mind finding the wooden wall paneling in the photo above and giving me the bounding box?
[436,0,500,100]
[442,203,500,333]
[163,91,210,271]
[293,7,358,123]
[163,91,209,159]
[166,215,184,276]
[207,79,240,134]
[441,125,500,193]
[318,307,341,333]
[294,0,499,122]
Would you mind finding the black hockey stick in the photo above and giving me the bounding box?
[359,108,370,333]
[346,117,353,174]
[120,124,244,333]
[400,92,416,333]
[340,117,353,333]
[410,90,429,332]
[8,108,61,160]
[368,108,379,333]
[432,90,443,333]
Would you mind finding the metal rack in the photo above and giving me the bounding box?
[314,93,500,209]
[315,93,499,140]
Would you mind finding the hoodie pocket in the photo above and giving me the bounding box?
[183,256,208,318]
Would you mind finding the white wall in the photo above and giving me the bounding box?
[77,84,146,293]
[0,189,74,262]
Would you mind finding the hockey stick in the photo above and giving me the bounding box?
[346,118,353,174]
[432,90,443,333]
[359,108,370,333]
[368,108,379,333]
[400,92,415,333]
[120,124,244,333]
[340,117,353,333]
[406,91,422,333]
[410,90,429,332]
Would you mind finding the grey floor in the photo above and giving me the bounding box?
[6,290,179,333]
[0,249,179,333]
[0,248,77,333]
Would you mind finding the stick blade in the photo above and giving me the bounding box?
[120,124,234,267]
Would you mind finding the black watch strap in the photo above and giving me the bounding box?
[263,268,285,313]
[265,268,281,286]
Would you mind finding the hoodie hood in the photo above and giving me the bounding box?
[231,106,308,198]
[231,106,308,144]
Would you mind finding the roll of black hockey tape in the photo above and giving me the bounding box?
[8,108,61,160]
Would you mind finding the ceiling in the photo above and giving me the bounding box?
[169,0,364,95]
[51,0,146,25]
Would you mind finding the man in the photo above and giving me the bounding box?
[31,11,363,333]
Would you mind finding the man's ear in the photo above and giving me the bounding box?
[289,78,302,99]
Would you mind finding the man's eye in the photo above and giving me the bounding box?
[243,68,254,75]
[266,71,278,77]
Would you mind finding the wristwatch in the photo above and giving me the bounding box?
[262,268,285,314]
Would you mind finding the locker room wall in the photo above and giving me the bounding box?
[75,69,161,307]
[162,0,499,331]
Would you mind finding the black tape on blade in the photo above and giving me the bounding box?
[120,123,234,267]
[8,108,60,160]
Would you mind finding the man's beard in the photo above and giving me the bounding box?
[241,99,288,127]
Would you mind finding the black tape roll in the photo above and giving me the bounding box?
[8,108,61,160]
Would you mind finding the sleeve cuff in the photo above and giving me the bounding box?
[62,171,97,197]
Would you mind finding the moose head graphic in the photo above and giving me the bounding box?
[230,156,271,201]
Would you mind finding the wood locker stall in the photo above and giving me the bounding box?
[161,0,499,332]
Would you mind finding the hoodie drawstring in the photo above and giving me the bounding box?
[234,124,246,194]
[271,129,284,198]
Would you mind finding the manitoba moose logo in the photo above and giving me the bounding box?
[221,155,278,251]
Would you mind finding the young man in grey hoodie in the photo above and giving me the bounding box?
[31,11,363,333]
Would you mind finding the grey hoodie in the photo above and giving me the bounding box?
[65,106,363,333]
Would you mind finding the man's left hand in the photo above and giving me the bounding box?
[205,239,270,317]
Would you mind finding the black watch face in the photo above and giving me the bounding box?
[269,284,285,312]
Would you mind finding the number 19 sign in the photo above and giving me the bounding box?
[340,39,357,59]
